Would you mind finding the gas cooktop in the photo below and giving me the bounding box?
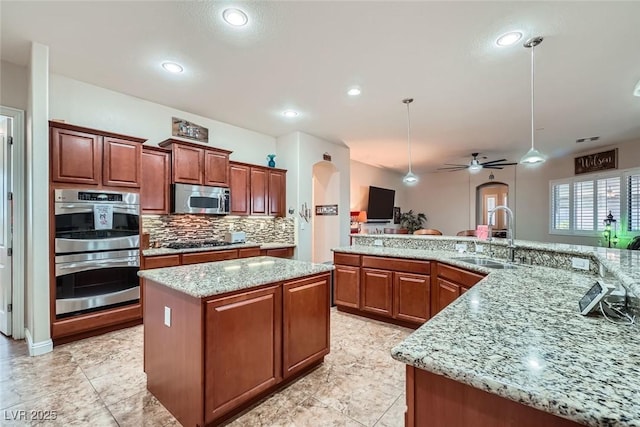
[165,240,232,249]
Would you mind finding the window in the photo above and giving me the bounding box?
[550,172,622,235]
[629,173,640,231]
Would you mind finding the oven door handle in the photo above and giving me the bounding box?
[56,258,139,276]
[55,205,139,215]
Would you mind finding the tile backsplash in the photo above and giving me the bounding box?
[143,215,295,246]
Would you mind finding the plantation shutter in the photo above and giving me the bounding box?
[629,174,640,231]
[596,177,621,231]
[574,180,594,230]
[552,183,570,230]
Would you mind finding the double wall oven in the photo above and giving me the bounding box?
[54,189,140,317]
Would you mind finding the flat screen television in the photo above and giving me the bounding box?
[366,186,395,221]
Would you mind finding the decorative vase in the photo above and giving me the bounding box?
[267,154,276,167]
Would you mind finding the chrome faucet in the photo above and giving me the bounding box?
[488,205,516,263]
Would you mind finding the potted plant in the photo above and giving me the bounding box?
[399,210,427,234]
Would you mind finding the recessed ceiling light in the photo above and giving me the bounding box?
[282,110,299,118]
[496,31,523,47]
[161,62,184,73]
[223,8,248,26]
[347,87,362,96]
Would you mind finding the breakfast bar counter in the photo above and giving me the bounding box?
[333,240,640,427]
[138,257,333,427]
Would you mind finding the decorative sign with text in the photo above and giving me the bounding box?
[315,204,338,216]
[574,149,617,175]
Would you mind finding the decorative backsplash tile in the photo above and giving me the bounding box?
[143,215,295,246]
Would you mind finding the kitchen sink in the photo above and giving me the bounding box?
[453,257,518,270]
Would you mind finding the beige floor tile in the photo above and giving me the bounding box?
[108,390,177,427]
[0,335,29,362]
[287,398,365,427]
[89,366,148,406]
[374,394,406,427]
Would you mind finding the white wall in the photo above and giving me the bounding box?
[49,74,276,165]
[350,160,409,211]
[26,43,52,355]
[312,162,340,263]
[407,139,640,244]
[277,132,350,262]
[1,61,28,111]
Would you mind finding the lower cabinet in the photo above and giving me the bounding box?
[394,272,430,324]
[434,278,461,315]
[432,263,486,316]
[334,265,360,308]
[205,286,282,423]
[361,268,394,317]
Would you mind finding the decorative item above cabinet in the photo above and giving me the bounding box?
[158,138,232,187]
[49,121,146,188]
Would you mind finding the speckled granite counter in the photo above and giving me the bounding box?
[142,242,295,257]
[332,244,640,426]
[138,256,332,298]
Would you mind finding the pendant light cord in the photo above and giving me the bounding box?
[530,44,535,151]
[406,101,413,173]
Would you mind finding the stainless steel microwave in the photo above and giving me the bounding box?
[172,183,230,215]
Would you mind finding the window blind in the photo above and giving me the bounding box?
[629,174,640,231]
[596,177,621,231]
[574,181,594,230]
[552,183,570,230]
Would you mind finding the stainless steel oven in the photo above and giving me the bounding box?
[53,189,140,317]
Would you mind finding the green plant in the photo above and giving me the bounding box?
[399,210,427,233]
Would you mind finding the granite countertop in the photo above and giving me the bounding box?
[142,242,295,257]
[333,245,640,426]
[137,256,332,298]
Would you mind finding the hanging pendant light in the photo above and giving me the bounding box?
[402,98,419,185]
[520,36,547,165]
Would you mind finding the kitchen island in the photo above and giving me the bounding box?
[334,237,640,427]
[138,256,333,427]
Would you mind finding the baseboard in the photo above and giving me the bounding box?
[25,328,53,356]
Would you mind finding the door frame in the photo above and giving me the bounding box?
[1,106,25,339]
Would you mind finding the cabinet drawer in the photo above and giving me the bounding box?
[362,256,429,275]
[265,247,294,258]
[437,263,485,287]
[333,252,361,267]
[144,254,181,269]
[238,247,262,258]
[182,250,238,265]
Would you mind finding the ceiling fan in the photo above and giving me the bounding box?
[438,153,517,172]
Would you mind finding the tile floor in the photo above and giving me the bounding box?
[0,309,411,426]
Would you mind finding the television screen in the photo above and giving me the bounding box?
[366,186,395,220]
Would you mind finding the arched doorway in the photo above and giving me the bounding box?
[476,182,509,229]
[312,161,340,263]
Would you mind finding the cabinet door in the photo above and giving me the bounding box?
[103,137,141,188]
[173,144,203,184]
[334,265,360,309]
[142,254,180,269]
[268,169,286,217]
[250,167,268,215]
[238,247,261,258]
[204,150,229,187]
[283,274,330,378]
[229,163,250,215]
[361,268,393,318]
[393,272,430,324]
[141,148,170,214]
[204,286,282,423]
[265,247,293,258]
[51,127,102,185]
[433,278,460,316]
[181,250,238,265]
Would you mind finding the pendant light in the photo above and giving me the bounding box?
[402,98,419,185]
[520,36,547,165]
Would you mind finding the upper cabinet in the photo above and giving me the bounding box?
[229,161,287,217]
[50,121,145,188]
[141,146,171,214]
[159,138,232,187]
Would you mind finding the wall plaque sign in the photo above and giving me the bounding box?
[172,117,209,143]
[575,149,617,175]
[315,204,338,216]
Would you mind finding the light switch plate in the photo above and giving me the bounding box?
[572,257,590,270]
[475,244,484,253]
[455,244,467,253]
[164,306,171,327]
[374,239,383,246]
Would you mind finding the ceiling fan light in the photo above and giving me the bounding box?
[469,163,483,172]
[520,147,547,164]
[403,171,419,186]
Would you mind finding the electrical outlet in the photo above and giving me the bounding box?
[455,244,467,253]
[164,306,171,327]
[260,222,265,230]
[281,222,286,231]
[374,239,383,246]
[571,257,590,270]
[475,244,484,253]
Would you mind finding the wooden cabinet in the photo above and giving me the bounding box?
[182,250,237,265]
[159,138,231,186]
[250,167,268,215]
[334,253,361,309]
[361,268,394,317]
[141,246,294,269]
[229,163,250,215]
[268,169,286,217]
[432,263,486,316]
[394,272,430,324]
[263,247,294,258]
[283,275,330,378]
[142,254,180,269]
[204,285,282,422]
[229,161,287,217]
[141,146,171,214]
[238,247,262,258]
[50,122,145,188]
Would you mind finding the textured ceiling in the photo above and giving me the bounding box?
[2,1,640,174]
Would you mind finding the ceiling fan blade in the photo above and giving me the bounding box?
[443,163,468,167]
[481,158,508,165]
[487,162,518,167]
[437,166,467,171]
[484,166,505,169]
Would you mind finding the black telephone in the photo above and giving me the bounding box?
[627,236,640,250]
